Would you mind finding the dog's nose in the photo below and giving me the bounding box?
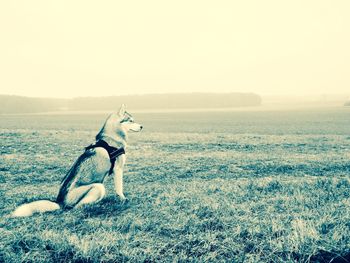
[140,126,143,130]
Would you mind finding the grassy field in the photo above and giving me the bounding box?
[1,107,350,262]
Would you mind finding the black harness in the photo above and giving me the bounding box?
[85,140,125,174]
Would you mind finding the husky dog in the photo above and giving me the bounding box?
[12,104,142,217]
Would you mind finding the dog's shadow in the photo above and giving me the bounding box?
[79,196,131,218]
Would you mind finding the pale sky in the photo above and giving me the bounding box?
[0,0,349,98]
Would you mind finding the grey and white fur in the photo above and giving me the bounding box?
[12,104,142,217]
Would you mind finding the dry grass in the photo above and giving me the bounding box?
[1,109,350,262]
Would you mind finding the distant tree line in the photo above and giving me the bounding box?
[0,93,262,114]
[0,95,68,114]
[68,93,262,111]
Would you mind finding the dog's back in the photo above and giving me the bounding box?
[56,147,111,204]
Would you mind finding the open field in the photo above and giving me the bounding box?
[1,107,350,262]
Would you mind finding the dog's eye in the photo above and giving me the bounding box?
[121,117,133,123]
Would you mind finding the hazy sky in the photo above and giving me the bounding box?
[0,1,349,98]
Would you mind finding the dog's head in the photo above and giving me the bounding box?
[97,105,142,142]
[117,104,143,132]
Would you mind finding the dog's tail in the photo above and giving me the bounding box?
[11,200,60,217]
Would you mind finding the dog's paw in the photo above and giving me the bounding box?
[117,194,128,203]
[121,198,129,204]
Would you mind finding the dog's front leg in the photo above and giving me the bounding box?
[114,169,126,201]
[113,155,126,201]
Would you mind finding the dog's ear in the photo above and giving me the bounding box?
[118,104,126,116]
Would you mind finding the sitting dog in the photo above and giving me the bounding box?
[12,104,142,217]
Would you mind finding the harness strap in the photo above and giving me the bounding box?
[85,140,125,174]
